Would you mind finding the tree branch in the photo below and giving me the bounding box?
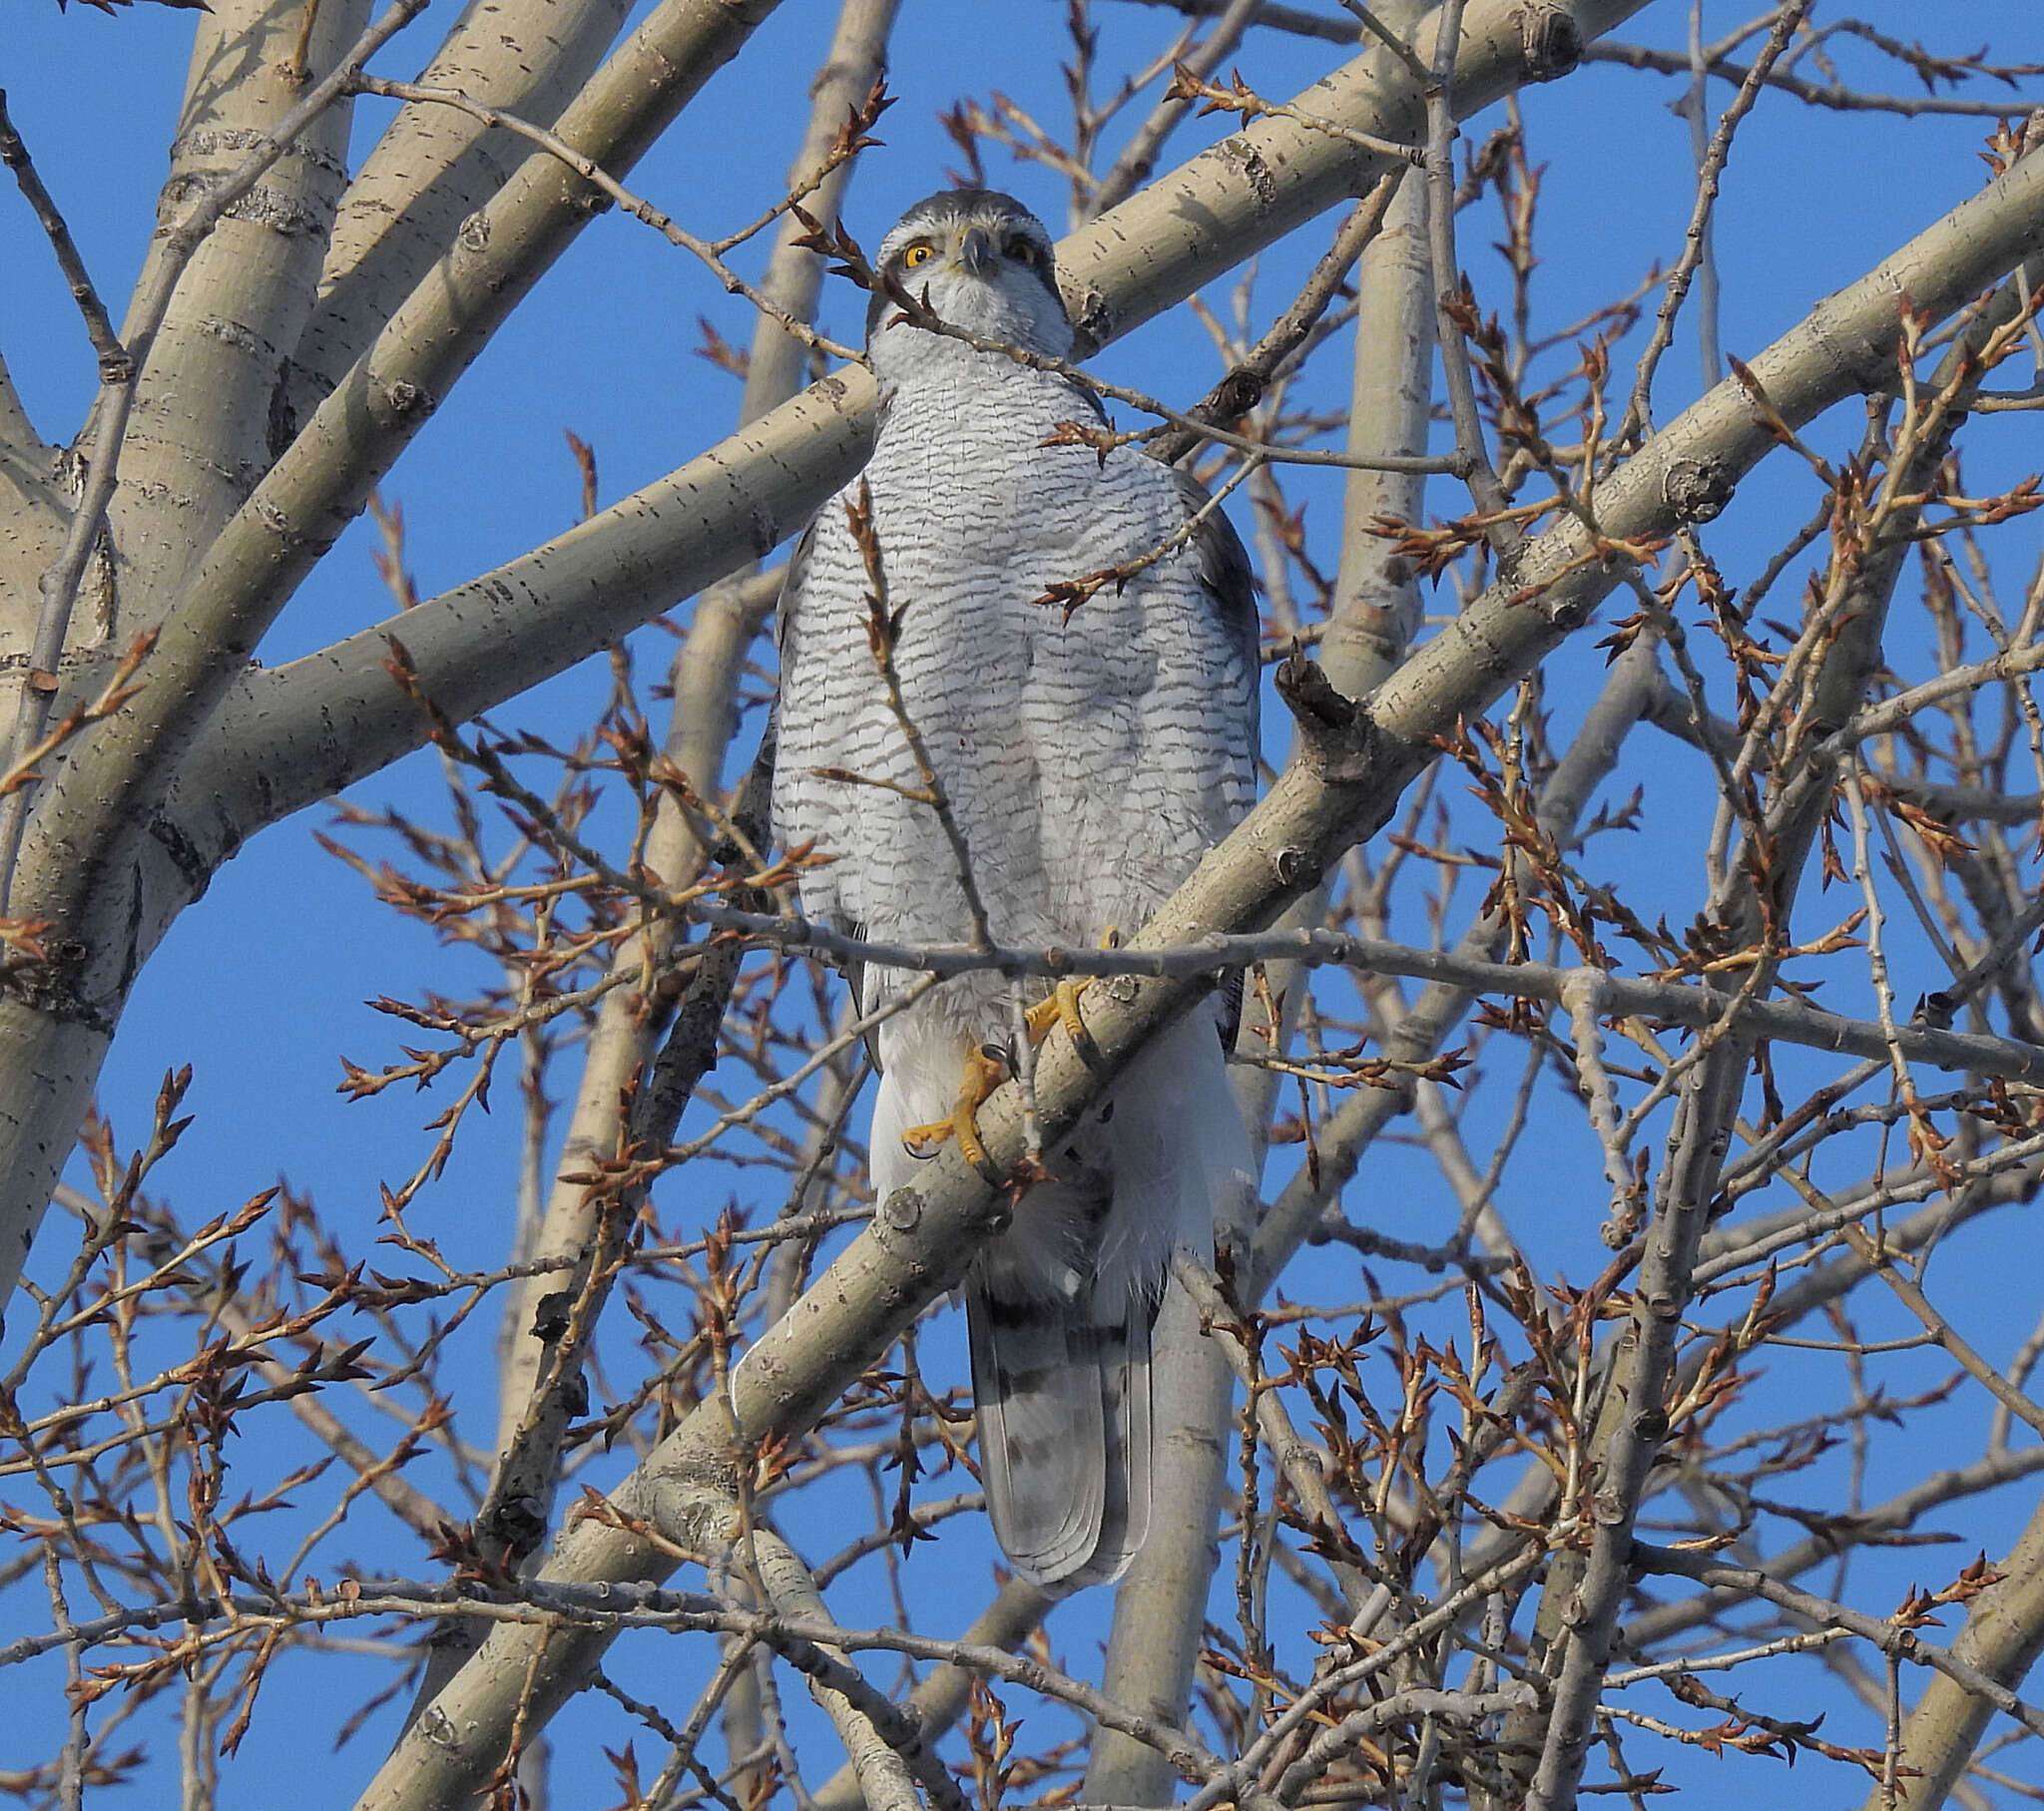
[0,0,427,909]
[11,0,786,934]
[1637,1544,2044,1745]
[287,0,639,418]
[0,91,125,386]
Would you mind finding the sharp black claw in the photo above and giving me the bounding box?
[967,1147,1007,1189]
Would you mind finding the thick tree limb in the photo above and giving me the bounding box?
[1081,1270,1242,1802]
[287,0,638,418]
[0,0,791,1309]
[99,0,374,613]
[750,1530,952,1811]
[13,0,791,942]
[809,1577,1052,1811]
[0,0,416,906]
[1086,0,1265,218]
[1253,631,1669,1278]
[49,2,1654,1372]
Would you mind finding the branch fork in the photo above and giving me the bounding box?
[1276,649,1378,785]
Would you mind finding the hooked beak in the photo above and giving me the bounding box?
[952,224,996,276]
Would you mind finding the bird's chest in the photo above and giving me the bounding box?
[862,411,1176,665]
[878,420,1136,572]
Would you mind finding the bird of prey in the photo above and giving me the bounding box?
[772,189,1259,1589]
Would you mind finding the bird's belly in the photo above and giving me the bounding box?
[862,554,1209,944]
[779,441,1245,1030]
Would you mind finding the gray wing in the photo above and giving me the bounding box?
[769,516,818,670]
[1169,463,1262,753]
[1167,463,1261,1049]
[771,517,881,1062]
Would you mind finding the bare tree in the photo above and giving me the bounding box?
[4,2,2044,1808]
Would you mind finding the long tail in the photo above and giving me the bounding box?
[965,1265,1153,1589]
[870,1011,1251,1591]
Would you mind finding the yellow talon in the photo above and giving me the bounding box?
[1022,926,1118,1064]
[901,1043,1010,1180]
[1023,978,1098,1062]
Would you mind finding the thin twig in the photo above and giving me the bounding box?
[0,93,127,382]
[1617,1,1808,450]
[1422,0,1518,550]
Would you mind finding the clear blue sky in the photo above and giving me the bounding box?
[5,1,2043,1803]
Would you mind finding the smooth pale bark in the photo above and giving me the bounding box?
[4,1,2043,1790]
[735,0,905,419]
[750,1531,925,1811]
[341,89,2044,1811]
[1251,631,1665,1282]
[78,0,1633,897]
[16,0,790,943]
[0,420,66,672]
[0,0,363,1327]
[0,350,60,629]
[429,1,896,1775]
[1079,1245,1243,1804]
[1085,0,1266,220]
[1327,163,1434,699]
[107,0,369,615]
[1245,146,1438,1271]
[0,0,791,1311]
[288,0,637,419]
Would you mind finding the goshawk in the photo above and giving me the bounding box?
[773,189,1259,1588]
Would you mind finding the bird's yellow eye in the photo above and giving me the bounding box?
[902,243,934,268]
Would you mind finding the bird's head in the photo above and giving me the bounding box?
[866,190,1074,377]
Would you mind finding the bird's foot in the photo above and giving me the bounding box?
[900,1043,1010,1185]
[1022,979,1100,1065]
[1022,927,1119,1066]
